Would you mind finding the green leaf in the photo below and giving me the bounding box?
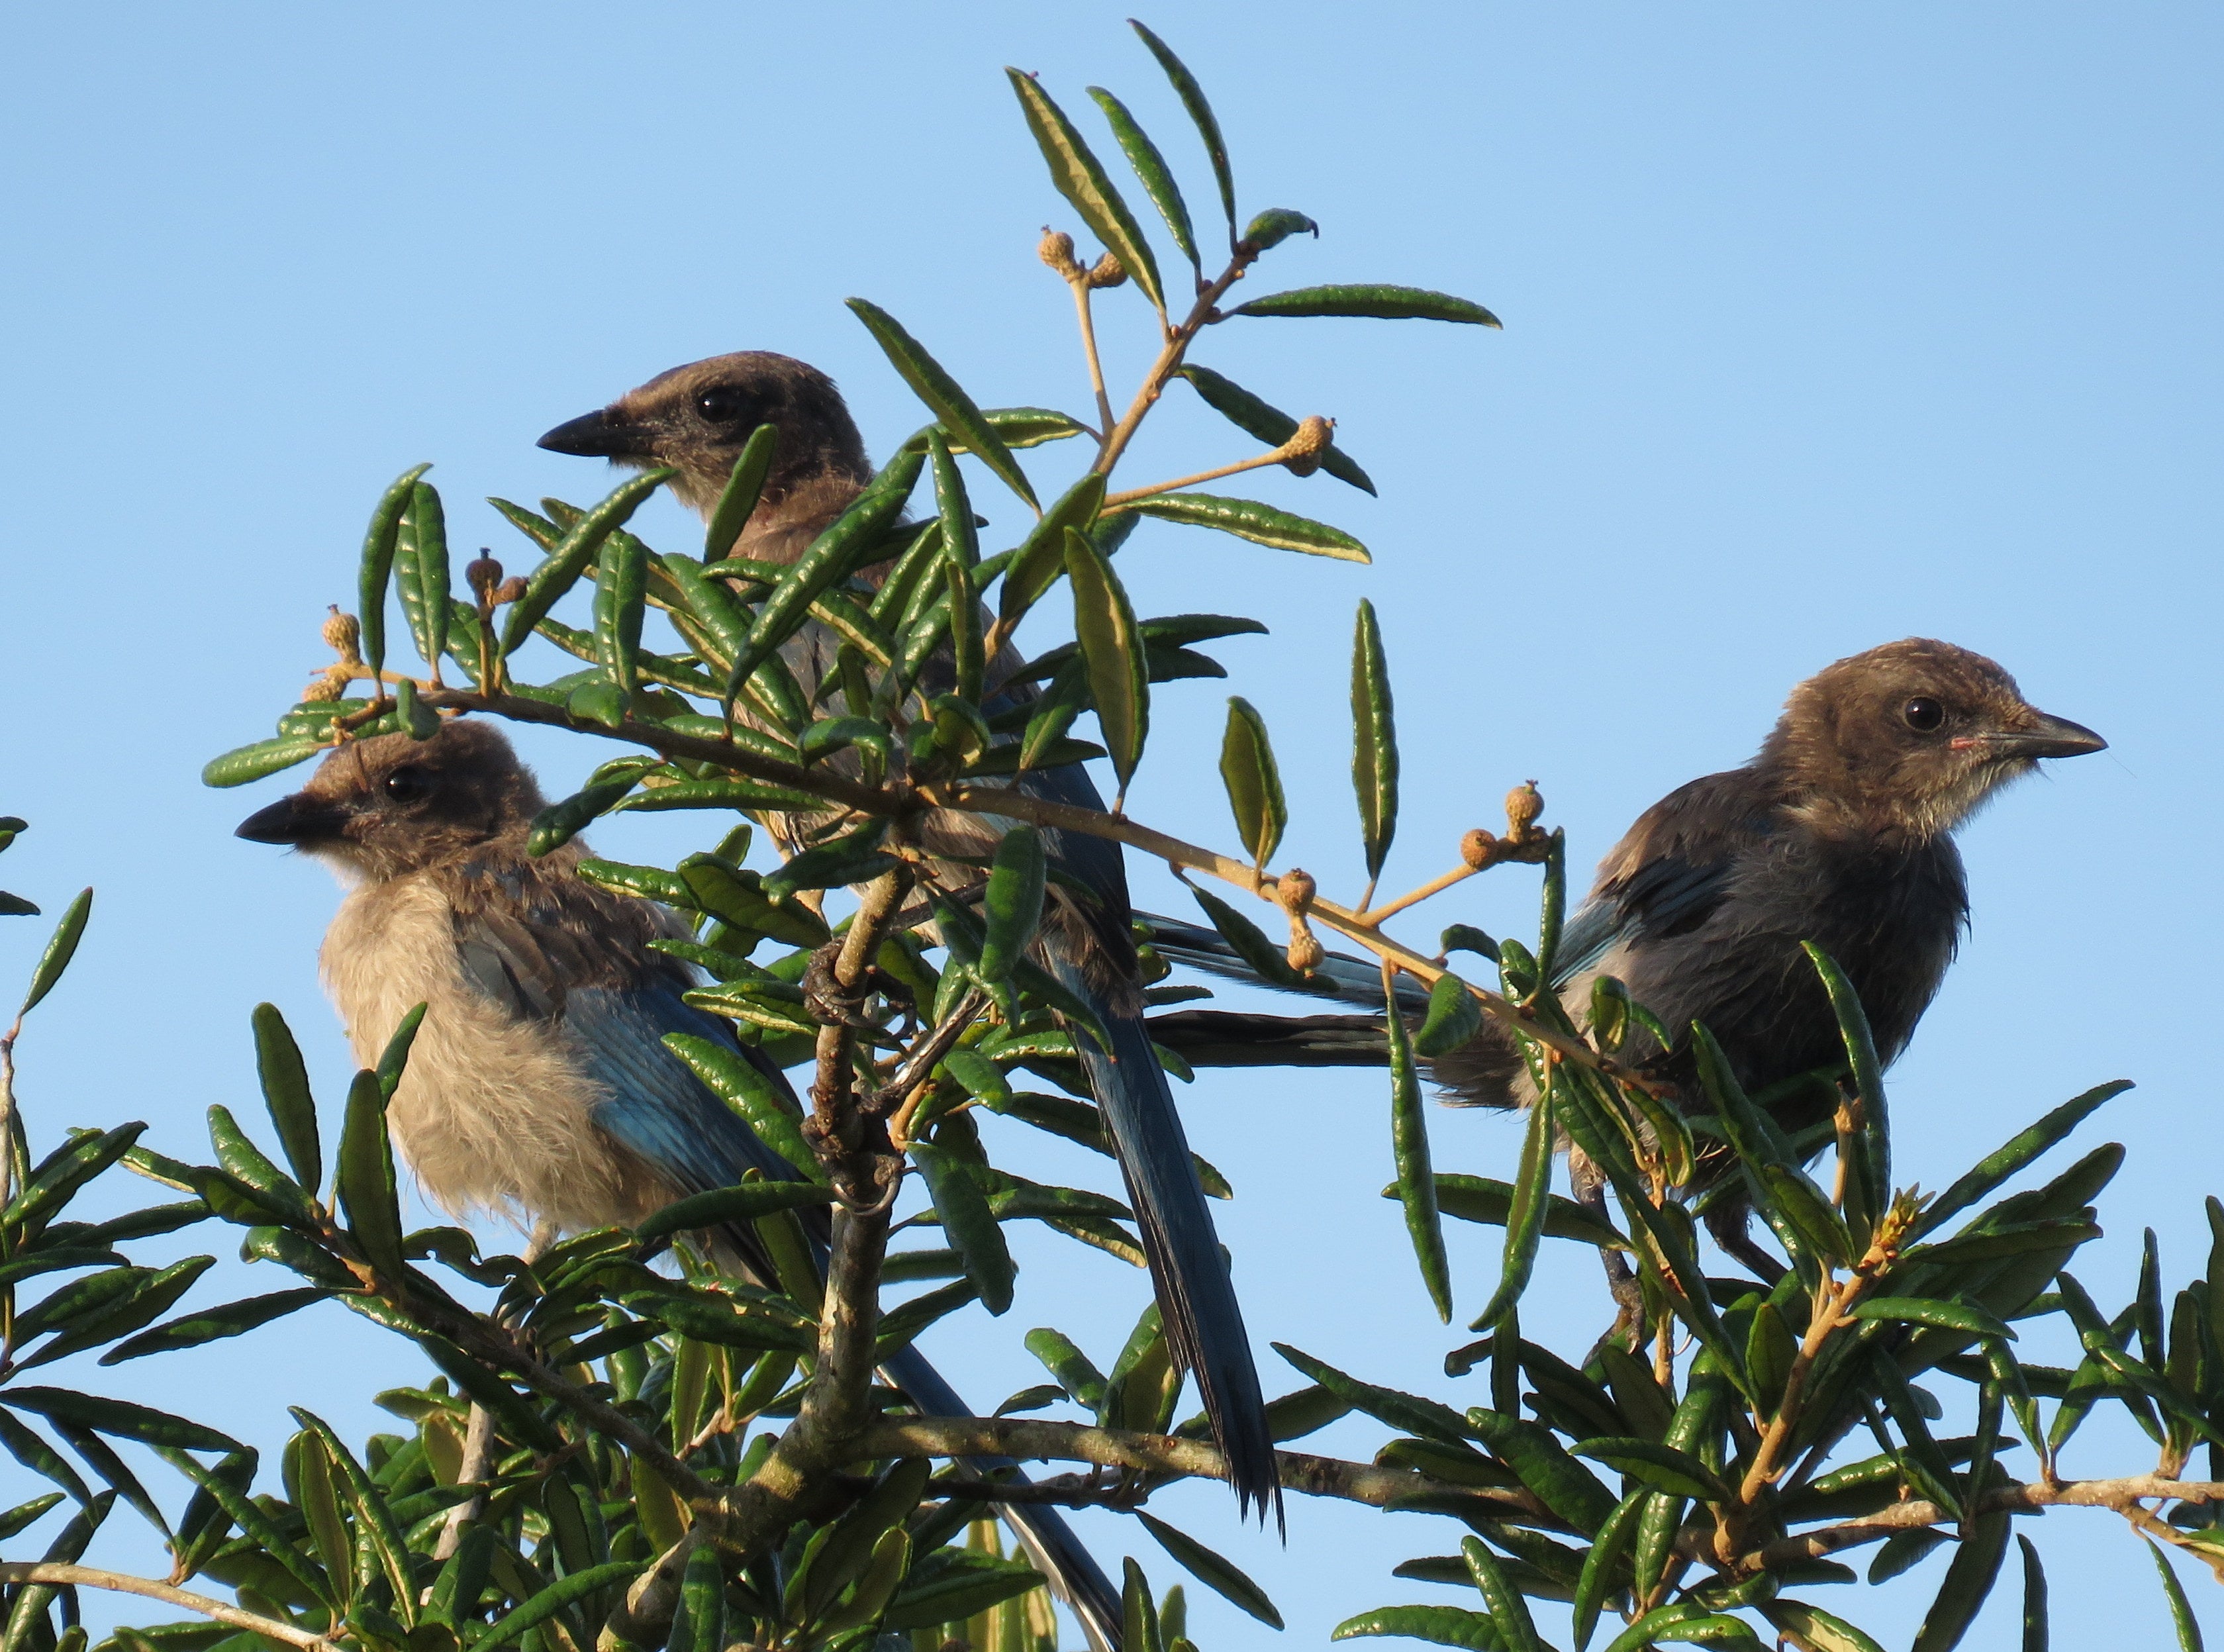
[249,1004,321,1193]
[1463,1404,1621,1537]
[998,471,1107,632]
[679,855,831,948]
[0,1411,92,1506]
[1910,1510,2011,1652]
[635,1181,835,1239]
[978,826,1047,985]
[1847,1297,2016,1340]
[849,299,1036,509]
[3,1121,146,1234]
[1186,883,1316,991]
[101,1288,328,1363]
[1065,527,1149,798]
[395,481,452,676]
[1026,1328,1110,1414]
[816,1526,912,1636]
[1123,1557,1165,1652]
[1803,941,1889,1235]
[0,1494,63,1541]
[1241,207,1319,251]
[1757,1162,1855,1269]
[1746,1301,1798,1418]
[20,887,91,1016]
[665,1539,723,1652]
[663,1034,824,1182]
[1466,1083,1551,1334]
[1276,1343,1478,1448]
[1919,1079,2131,1239]
[1088,87,1199,271]
[899,406,1090,458]
[1227,283,1502,325]
[499,468,673,656]
[1423,1173,1629,1250]
[1137,1511,1282,1628]
[1461,1537,1544,1652]
[881,1548,1043,1633]
[1347,602,1402,885]
[156,1446,333,1608]
[703,423,780,561]
[1005,68,1165,315]
[358,463,432,680]
[1572,1490,1647,1651]
[1173,365,1376,493]
[1757,1602,1889,1652]
[1414,973,1481,1060]
[1330,1606,1502,1649]
[202,735,327,789]
[1130,21,1235,244]
[593,529,648,699]
[3,1388,240,1453]
[910,1140,1015,1315]
[336,1069,405,1277]
[2016,1536,2048,1652]
[1218,696,1286,870]
[1121,491,1368,559]
[466,1560,646,1651]
[1571,1436,1733,1503]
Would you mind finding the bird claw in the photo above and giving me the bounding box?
[802,942,878,1029]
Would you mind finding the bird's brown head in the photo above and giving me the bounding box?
[235,720,546,881]
[537,351,872,530]
[1762,638,2105,843]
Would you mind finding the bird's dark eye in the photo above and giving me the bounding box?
[695,386,751,423]
[383,767,430,802]
[1902,696,1945,733]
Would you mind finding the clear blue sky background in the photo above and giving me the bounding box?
[4,4,2217,1647]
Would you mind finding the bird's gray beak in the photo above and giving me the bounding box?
[236,793,348,846]
[537,406,655,460]
[1996,710,2108,760]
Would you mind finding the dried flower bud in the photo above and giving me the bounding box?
[1286,928,1324,973]
[1271,867,1316,915]
[1461,828,1498,870]
[303,670,345,703]
[1280,415,1334,479]
[466,555,505,601]
[493,577,530,606]
[1085,252,1128,289]
[1505,781,1543,840]
[322,606,362,663]
[1038,228,1083,279]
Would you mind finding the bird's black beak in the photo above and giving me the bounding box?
[236,793,349,846]
[537,406,655,460]
[1991,710,2108,761]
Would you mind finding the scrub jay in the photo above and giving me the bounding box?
[537,353,1279,1520]
[236,722,1125,1648]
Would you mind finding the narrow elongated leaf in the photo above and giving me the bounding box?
[358,463,432,679]
[1414,973,1481,1059]
[1758,1602,1889,1652]
[467,1560,646,1650]
[201,735,327,788]
[998,471,1107,631]
[1226,283,1502,325]
[2017,1536,2048,1652]
[102,1288,328,1363]
[593,528,648,698]
[1006,68,1165,314]
[156,1446,332,1608]
[499,468,673,656]
[1571,1436,1733,1503]
[978,826,1047,985]
[3,1388,240,1453]
[1463,1405,1636,1537]
[1179,365,1375,493]
[636,1181,834,1239]
[336,1069,405,1278]
[849,299,1036,509]
[1065,528,1149,798]
[1122,491,1367,560]
[1919,1080,2131,1238]
[1331,1606,1500,1648]
[1847,1297,2016,1340]
[1382,979,1451,1323]
[1910,1509,2011,1652]
[395,480,451,675]
[911,1140,1015,1315]
[21,888,91,1016]
[1346,601,1402,886]
[1218,696,1285,870]
[665,1539,723,1652]
[1130,21,1234,243]
[0,1411,93,1505]
[250,1003,320,1193]
[1572,1490,1647,1651]
[703,423,780,561]
[1462,1537,1544,1652]
[663,1034,824,1182]
[288,1409,417,1622]
[1467,1083,1551,1333]
[1137,1512,1282,1628]
[1088,86,1199,271]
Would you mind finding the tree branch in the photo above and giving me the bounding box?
[0,1565,330,1650]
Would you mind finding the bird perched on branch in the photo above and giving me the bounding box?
[235,722,1126,1650]
[536,352,1281,1528]
[1149,639,2105,1275]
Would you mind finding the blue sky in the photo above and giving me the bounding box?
[3,3,2218,1647]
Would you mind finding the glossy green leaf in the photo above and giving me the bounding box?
[1330,1605,1502,1648]
[201,735,327,789]
[1460,1537,1543,1652]
[1572,1489,1647,1651]
[978,826,1047,985]
[1241,207,1319,251]
[899,406,1090,457]
[1226,283,1502,325]
[1065,526,1149,797]
[1758,1162,1855,1269]
[703,422,780,561]
[102,1287,328,1364]
[1414,973,1482,1059]
[248,1002,321,1192]
[1006,68,1165,314]
[1910,1509,2011,1652]
[1380,975,1451,1324]
[3,1388,239,1453]
[1849,1297,2016,1340]
[1757,1602,1888,1652]
[663,1034,824,1182]
[1571,1435,1734,1503]
[1088,86,1199,271]
[592,528,647,700]
[394,481,451,676]
[336,1069,405,1278]
[1218,696,1285,870]
[635,1180,835,1239]
[2016,1536,2048,1652]
[1121,491,1368,559]
[998,471,1107,632]
[880,1547,1043,1632]
[466,1559,645,1651]
[358,463,432,679]
[1138,1511,1282,1628]
[911,1139,1015,1315]
[20,887,91,1017]
[849,298,1036,509]
[499,468,672,657]
[664,1539,723,1652]
[1130,21,1234,243]
[1467,1083,1552,1334]
[1417,1172,1629,1250]
[1919,1079,2131,1238]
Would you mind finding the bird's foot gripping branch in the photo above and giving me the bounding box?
[0,17,2186,1652]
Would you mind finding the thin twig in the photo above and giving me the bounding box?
[1094,249,1259,477]
[1359,863,1481,926]
[1070,280,1117,442]
[0,1565,331,1650]
[1100,446,1296,509]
